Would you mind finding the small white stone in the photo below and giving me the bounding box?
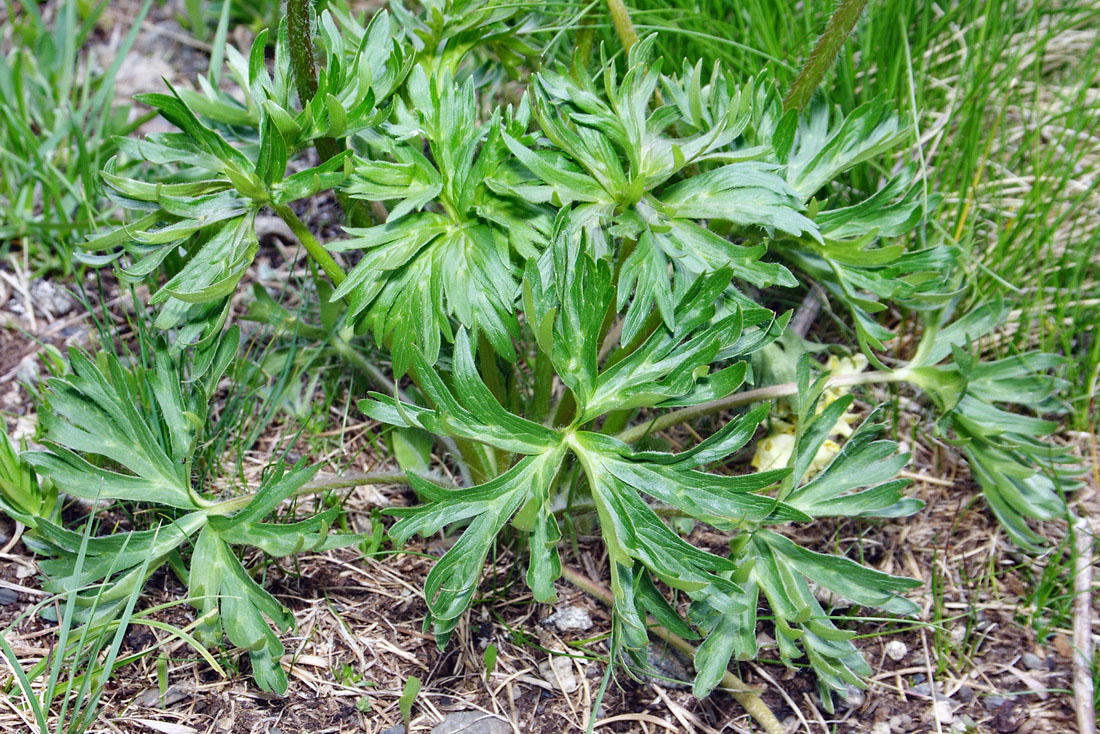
[538,656,578,693]
[15,355,40,385]
[545,605,593,633]
[30,280,74,317]
[949,625,966,645]
[872,723,891,734]
[841,684,865,709]
[932,700,954,725]
[11,415,35,442]
[885,639,908,662]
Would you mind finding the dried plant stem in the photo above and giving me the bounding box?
[561,566,784,734]
[783,0,871,113]
[1073,516,1097,734]
[615,369,909,444]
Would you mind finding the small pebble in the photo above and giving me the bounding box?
[0,588,18,605]
[30,280,74,317]
[431,712,510,734]
[538,656,579,693]
[1020,652,1044,670]
[380,726,406,734]
[545,605,593,633]
[911,682,932,697]
[910,672,926,685]
[885,639,908,661]
[984,695,1007,709]
[951,715,977,734]
[839,684,865,709]
[15,355,40,385]
[933,700,954,725]
[135,684,191,707]
[889,713,915,732]
[11,415,35,442]
[957,685,975,704]
[872,723,891,734]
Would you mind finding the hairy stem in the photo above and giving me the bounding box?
[561,566,784,734]
[285,0,369,226]
[286,0,341,163]
[272,203,346,286]
[783,0,871,113]
[606,0,639,52]
[615,368,909,444]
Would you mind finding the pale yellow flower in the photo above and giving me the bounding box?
[750,353,868,478]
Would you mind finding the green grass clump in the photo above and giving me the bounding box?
[0,0,153,274]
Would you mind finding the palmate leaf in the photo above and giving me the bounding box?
[906,304,1081,551]
[360,319,805,651]
[388,0,545,79]
[26,349,200,509]
[742,529,919,705]
[501,36,814,344]
[331,67,549,373]
[775,96,909,202]
[82,6,408,349]
[22,339,358,693]
[688,524,921,703]
[679,356,923,700]
[742,90,956,358]
[361,320,922,697]
[176,9,410,148]
[85,82,353,346]
[521,217,787,418]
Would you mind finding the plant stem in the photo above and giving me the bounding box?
[478,333,506,405]
[1072,516,1097,734]
[615,368,909,444]
[783,0,871,113]
[272,203,346,286]
[561,566,784,734]
[606,0,639,52]
[286,0,341,164]
[205,470,427,515]
[530,346,554,424]
[285,0,370,226]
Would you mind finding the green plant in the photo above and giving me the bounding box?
[23,335,361,694]
[0,509,220,734]
[619,0,1100,430]
[0,428,56,528]
[7,0,1082,721]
